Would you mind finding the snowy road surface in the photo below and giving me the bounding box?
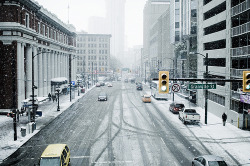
[0,82,250,166]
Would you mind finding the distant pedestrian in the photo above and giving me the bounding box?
[222,112,227,126]
[52,94,56,102]
[20,107,24,116]
[48,93,51,101]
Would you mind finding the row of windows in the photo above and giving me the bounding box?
[77,37,109,42]
[77,50,108,55]
[231,10,249,28]
[206,74,225,86]
[25,13,69,45]
[208,91,225,106]
[232,0,246,8]
[204,1,226,20]
[88,56,108,61]
[204,39,226,50]
[206,58,226,67]
[203,0,212,5]
[232,57,250,69]
[232,33,250,48]
[78,61,108,66]
[77,43,108,48]
[204,21,226,35]
[77,56,108,61]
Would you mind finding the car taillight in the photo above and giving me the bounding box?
[186,115,187,118]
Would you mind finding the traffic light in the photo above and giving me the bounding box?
[243,71,250,92]
[159,71,169,93]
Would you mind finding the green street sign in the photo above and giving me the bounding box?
[188,84,216,89]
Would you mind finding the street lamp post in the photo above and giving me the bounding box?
[69,54,78,102]
[190,52,208,124]
[31,51,50,122]
[55,87,60,111]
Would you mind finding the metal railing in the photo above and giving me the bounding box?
[231,22,250,37]
[231,45,250,57]
[231,0,250,17]
[230,68,250,77]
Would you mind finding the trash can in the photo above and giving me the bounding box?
[32,122,36,132]
[21,127,26,137]
[81,88,85,93]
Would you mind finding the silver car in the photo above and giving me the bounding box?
[192,155,228,166]
[98,92,107,101]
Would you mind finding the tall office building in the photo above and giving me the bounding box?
[143,0,170,80]
[105,0,126,62]
[197,0,250,128]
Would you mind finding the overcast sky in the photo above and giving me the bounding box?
[35,0,146,47]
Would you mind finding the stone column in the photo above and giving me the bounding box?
[47,50,51,93]
[55,52,58,78]
[38,48,43,96]
[33,46,38,97]
[17,42,25,108]
[26,45,32,99]
[43,51,48,96]
[51,51,55,80]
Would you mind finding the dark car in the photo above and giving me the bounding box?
[100,82,105,86]
[98,92,107,101]
[192,155,228,166]
[136,83,143,90]
[169,102,185,114]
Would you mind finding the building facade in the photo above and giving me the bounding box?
[143,0,170,81]
[0,0,77,109]
[197,0,250,128]
[76,33,111,80]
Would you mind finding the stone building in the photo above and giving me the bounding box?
[0,0,77,109]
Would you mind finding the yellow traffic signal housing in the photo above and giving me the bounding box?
[159,71,169,93]
[243,71,250,92]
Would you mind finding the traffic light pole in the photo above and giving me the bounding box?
[205,53,208,124]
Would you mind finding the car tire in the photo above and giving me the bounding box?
[183,120,186,125]
[192,162,195,166]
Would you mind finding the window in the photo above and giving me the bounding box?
[204,2,226,20]
[208,92,225,106]
[47,27,49,38]
[38,22,41,34]
[175,22,179,28]
[204,21,226,35]
[204,39,226,50]
[43,25,45,36]
[204,0,212,5]
[206,58,226,67]
[25,13,29,28]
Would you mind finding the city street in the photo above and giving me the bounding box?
[1,82,249,166]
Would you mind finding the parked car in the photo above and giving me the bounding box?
[179,108,200,124]
[100,82,105,86]
[98,92,107,101]
[142,94,151,103]
[169,102,185,114]
[136,83,143,90]
[107,83,113,87]
[192,155,228,166]
[96,83,101,87]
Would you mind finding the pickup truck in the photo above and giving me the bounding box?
[179,108,200,124]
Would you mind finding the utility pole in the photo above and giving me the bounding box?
[92,62,93,86]
[145,62,146,83]
[205,53,208,124]
[69,54,72,102]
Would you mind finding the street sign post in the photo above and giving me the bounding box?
[172,83,181,92]
[188,84,216,89]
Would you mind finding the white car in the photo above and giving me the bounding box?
[107,83,113,87]
[192,155,228,166]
